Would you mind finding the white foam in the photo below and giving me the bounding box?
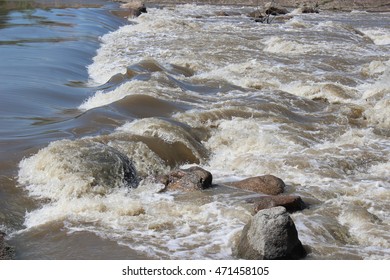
[280,81,357,102]
[358,60,390,129]
[204,117,304,177]
[360,28,390,45]
[79,81,138,111]
[263,36,311,54]
[361,60,389,77]
[338,204,390,248]
[79,73,182,111]
[364,97,390,129]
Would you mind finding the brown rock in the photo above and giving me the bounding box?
[265,6,289,15]
[253,195,306,214]
[227,175,285,195]
[215,11,230,16]
[301,7,319,13]
[158,166,212,191]
[248,10,265,19]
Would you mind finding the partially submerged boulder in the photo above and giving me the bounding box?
[234,206,306,260]
[158,166,212,191]
[253,195,306,214]
[226,175,285,195]
[18,140,140,197]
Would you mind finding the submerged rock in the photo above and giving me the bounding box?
[18,140,140,197]
[0,232,14,260]
[158,166,212,191]
[81,143,140,189]
[253,195,306,214]
[234,207,306,260]
[227,175,285,195]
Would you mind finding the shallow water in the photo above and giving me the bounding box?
[1,3,389,259]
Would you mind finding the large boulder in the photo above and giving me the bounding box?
[234,207,306,260]
[226,175,285,195]
[0,232,14,260]
[253,195,306,214]
[158,166,212,191]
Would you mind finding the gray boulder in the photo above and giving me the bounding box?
[234,207,306,260]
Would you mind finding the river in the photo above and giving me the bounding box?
[1,1,389,259]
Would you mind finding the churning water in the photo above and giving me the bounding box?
[1,2,390,259]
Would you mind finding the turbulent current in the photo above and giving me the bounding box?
[4,3,390,259]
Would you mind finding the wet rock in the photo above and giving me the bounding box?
[0,232,14,260]
[77,142,140,189]
[234,207,306,260]
[301,6,319,13]
[248,10,265,19]
[120,1,147,18]
[227,175,285,195]
[158,166,212,191]
[253,195,306,214]
[265,6,289,15]
[215,11,230,16]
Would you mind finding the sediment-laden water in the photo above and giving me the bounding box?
[1,2,389,259]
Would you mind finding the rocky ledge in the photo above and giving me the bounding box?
[117,0,390,12]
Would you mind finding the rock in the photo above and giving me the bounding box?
[158,166,213,191]
[248,9,266,18]
[215,11,230,16]
[120,1,147,18]
[265,6,289,15]
[253,195,306,214]
[301,7,319,13]
[74,142,140,189]
[234,207,306,260]
[227,175,285,195]
[37,140,140,190]
[0,232,14,260]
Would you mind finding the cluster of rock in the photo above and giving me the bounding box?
[122,0,390,12]
[0,232,14,260]
[154,166,307,260]
[240,2,319,23]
